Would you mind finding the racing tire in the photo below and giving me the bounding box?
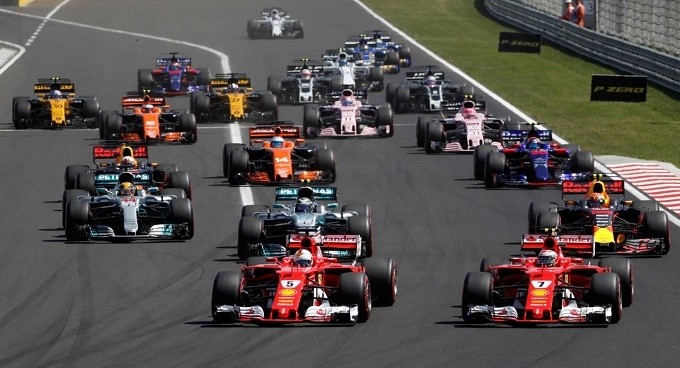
[483,151,505,188]
[12,96,29,126]
[341,204,372,218]
[416,116,429,147]
[303,104,320,138]
[267,76,281,96]
[460,84,475,96]
[169,171,192,199]
[314,148,336,183]
[189,92,198,114]
[212,271,242,323]
[137,69,154,92]
[348,215,372,257]
[65,165,89,190]
[385,83,396,105]
[260,93,278,119]
[643,210,670,254]
[13,99,31,129]
[155,163,179,173]
[99,110,116,139]
[377,105,394,137]
[62,189,88,228]
[394,85,410,113]
[571,150,594,173]
[385,51,399,68]
[160,188,187,199]
[223,143,245,178]
[330,76,343,91]
[337,272,371,323]
[246,20,258,39]
[473,145,497,180]
[104,113,122,140]
[82,98,100,122]
[479,257,506,272]
[589,272,622,324]
[424,121,444,154]
[245,256,269,267]
[65,199,90,241]
[563,144,581,153]
[398,46,412,66]
[238,217,264,260]
[528,201,558,232]
[196,68,212,87]
[228,150,249,185]
[170,198,194,238]
[369,67,384,85]
[75,172,97,195]
[598,258,634,307]
[462,272,493,322]
[193,94,210,123]
[241,204,268,218]
[293,20,304,39]
[503,121,522,131]
[536,211,561,230]
[363,257,397,307]
[179,113,197,143]
[634,200,659,211]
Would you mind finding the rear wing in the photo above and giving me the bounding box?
[249,125,300,141]
[275,187,338,201]
[287,234,360,261]
[405,71,445,81]
[156,57,191,67]
[521,233,594,255]
[211,73,251,88]
[93,144,148,161]
[121,95,166,109]
[261,8,288,17]
[34,78,75,96]
[286,63,324,76]
[327,89,367,101]
[502,129,553,142]
[562,179,625,195]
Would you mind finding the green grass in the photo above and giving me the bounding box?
[363,0,680,167]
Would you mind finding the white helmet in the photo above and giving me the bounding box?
[141,104,154,113]
[295,197,314,213]
[271,136,285,148]
[536,249,558,267]
[228,83,239,91]
[50,90,62,99]
[425,75,437,87]
[294,249,313,267]
[300,69,312,79]
[120,156,137,167]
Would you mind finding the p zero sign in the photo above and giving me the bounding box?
[498,32,542,53]
[590,75,647,102]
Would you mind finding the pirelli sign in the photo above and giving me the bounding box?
[498,32,541,53]
[590,75,647,102]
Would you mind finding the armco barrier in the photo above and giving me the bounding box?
[484,0,680,94]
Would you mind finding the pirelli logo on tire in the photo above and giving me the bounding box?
[590,75,647,102]
[498,32,542,53]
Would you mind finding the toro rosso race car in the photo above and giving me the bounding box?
[12,78,100,129]
[302,89,394,138]
[525,175,670,257]
[462,236,634,325]
[247,8,304,39]
[212,236,396,324]
[473,125,594,188]
[386,67,483,114]
[63,171,194,241]
[237,186,373,260]
[417,100,503,153]
[100,94,197,143]
[137,53,212,96]
[223,124,336,185]
[190,73,278,123]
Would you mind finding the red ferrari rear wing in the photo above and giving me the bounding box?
[521,233,594,254]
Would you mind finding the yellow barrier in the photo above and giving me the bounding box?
[0,0,31,6]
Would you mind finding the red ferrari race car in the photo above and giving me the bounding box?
[211,237,397,324]
[100,94,197,144]
[525,175,670,257]
[461,236,634,325]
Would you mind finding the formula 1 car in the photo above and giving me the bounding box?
[12,78,100,129]
[386,66,482,113]
[344,36,401,74]
[212,236,396,324]
[63,171,194,241]
[237,186,373,260]
[524,176,670,257]
[247,8,304,39]
[190,73,278,123]
[137,53,211,96]
[363,30,412,67]
[462,235,634,325]
[417,100,504,153]
[473,125,593,187]
[100,93,197,143]
[321,49,384,92]
[267,60,339,105]
[302,89,393,138]
[223,124,336,185]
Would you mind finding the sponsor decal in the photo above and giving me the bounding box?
[276,301,294,306]
[590,75,647,102]
[279,288,296,297]
[562,180,624,194]
[531,280,552,288]
[498,32,542,53]
[323,235,359,242]
[93,145,148,159]
[531,289,549,297]
[145,121,156,126]
[281,280,301,288]
[275,157,290,163]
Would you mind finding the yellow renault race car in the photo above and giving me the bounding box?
[12,78,101,129]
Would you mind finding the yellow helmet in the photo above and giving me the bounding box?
[120,182,135,196]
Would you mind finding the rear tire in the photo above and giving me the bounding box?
[473,145,496,180]
[238,217,263,260]
[348,215,372,257]
[137,69,154,92]
[644,211,670,254]
[315,149,336,182]
[169,171,192,199]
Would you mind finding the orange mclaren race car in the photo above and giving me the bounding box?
[99,94,197,143]
[222,124,336,185]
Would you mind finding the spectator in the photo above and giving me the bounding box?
[560,0,574,22]
[574,0,585,27]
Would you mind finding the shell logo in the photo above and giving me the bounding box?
[279,288,297,297]
[531,289,549,297]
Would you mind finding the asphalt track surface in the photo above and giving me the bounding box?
[0,1,679,367]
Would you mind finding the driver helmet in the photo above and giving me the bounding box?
[425,75,437,87]
[587,192,608,208]
[359,38,369,50]
[228,83,239,92]
[49,90,62,99]
[373,32,383,43]
[169,62,181,71]
[300,68,312,80]
[338,53,348,67]
[270,9,280,19]
[462,107,477,118]
[119,182,135,197]
[341,96,354,106]
[141,104,154,113]
[526,137,541,150]
[271,136,285,148]
[294,249,313,267]
[295,197,314,213]
[536,249,558,267]
[120,156,137,167]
